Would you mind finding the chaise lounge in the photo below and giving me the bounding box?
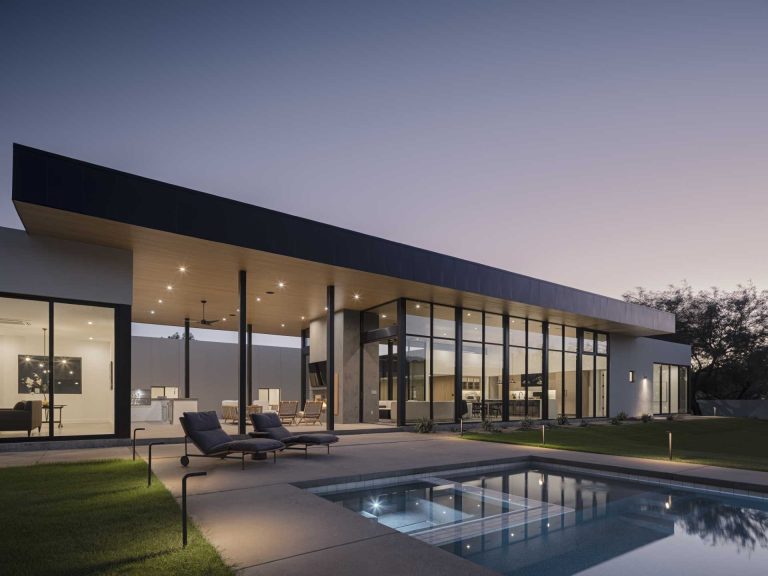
[179,411,284,469]
[251,412,338,457]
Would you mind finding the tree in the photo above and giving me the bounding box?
[623,283,768,400]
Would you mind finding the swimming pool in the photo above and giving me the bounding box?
[317,465,768,575]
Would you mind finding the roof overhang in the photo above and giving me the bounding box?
[11,144,675,337]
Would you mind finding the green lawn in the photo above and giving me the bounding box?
[463,417,768,472]
[0,460,231,576]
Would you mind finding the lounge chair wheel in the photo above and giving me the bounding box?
[180,455,190,467]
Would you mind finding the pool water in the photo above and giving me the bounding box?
[321,466,768,575]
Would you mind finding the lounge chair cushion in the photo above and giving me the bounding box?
[284,433,339,446]
[251,412,292,440]
[182,411,233,454]
[218,438,285,453]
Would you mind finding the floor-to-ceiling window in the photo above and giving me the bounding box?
[527,321,544,419]
[462,310,483,421]
[0,295,117,440]
[548,324,563,419]
[484,313,503,420]
[652,363,689,415]
[581,330,609,418]
[509,317,526,418]
[564,327,578,417]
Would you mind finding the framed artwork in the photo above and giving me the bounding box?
[18,355,83,394]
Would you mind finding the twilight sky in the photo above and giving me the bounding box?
[1,0,767,298]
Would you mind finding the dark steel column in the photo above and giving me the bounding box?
[326,285,335,431]
[502,315,510,421]
[48,302,54,438]
[184,317,190,398]
[238,270,247,435]
[115,304,132,438]
[396,298,407,427]
[247,323,253,406]
[454,307,463,423]
[576,328,583,419]
[542,322,549,421]
[301,328,309,412]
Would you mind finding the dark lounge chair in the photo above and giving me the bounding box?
[179,411,284,469]
[250,412,338,458]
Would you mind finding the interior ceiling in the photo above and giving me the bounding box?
[16,202,660,337]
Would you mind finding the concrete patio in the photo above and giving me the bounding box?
[3,431,768,575]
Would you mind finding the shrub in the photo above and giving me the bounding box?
[579,419,589,427]
[609,417,622,425]
[481,419,499,433]
[641,413,654,423]
[616,411,628,421]
[519,417,534,430]
[556,414,570,426]
[414,418,434,433]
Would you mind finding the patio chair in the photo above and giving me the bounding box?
[251,412,338,458]
[179,411,284,469]
[278,400,299,425]
[221,400,238,424]
[296,400,323,425]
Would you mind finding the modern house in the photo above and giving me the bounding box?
[0,144,691,443]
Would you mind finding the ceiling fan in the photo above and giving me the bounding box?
[192,300,220,326]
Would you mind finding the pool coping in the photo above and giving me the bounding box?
[293,454,768,501]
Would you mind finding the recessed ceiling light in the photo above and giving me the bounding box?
[415,303,421,309]
[281,323,285,327]
[382,314,387,319]
[222,317,227,322]
[467,312,471,317]
[166,285,173,291]
[278,281,285,288]
[25,356,31,362]
[158,299,163,304]
[353,293,360,300]
[150,310,155,315]
[179,266,186,273]
[88,337,93,341]
[256,297,261,302]
[324,306,328,311]
[301,316,305,320]
[236,308,240,313]
[87,321,93,325]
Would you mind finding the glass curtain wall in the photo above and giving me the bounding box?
[548,324,563,420]
[432,306,455,422]
[564,327,578,417]
[526,321,544,419]
[484,314,503,420]
[0,295,116,440]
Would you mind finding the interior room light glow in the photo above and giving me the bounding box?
[415,304,421,309]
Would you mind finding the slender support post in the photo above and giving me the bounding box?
[454,307,463,423]
[247,323,253,406]
[184,317,190,398]
[502,315,510,422]
[238,270,247,435]
[326,285,335,431]
[147,441,165,487]
[542,424,545,446]
[396,298,406,427]
[182,471,207,547]
[132,427,146,461]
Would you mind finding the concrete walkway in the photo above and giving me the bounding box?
[3,432,768,575]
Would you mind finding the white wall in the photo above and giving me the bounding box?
[0,227,132,305]
[610,336,691,417]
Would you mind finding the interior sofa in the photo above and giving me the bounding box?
[0,401,43,437]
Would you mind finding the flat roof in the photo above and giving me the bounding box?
[12,144,674,336]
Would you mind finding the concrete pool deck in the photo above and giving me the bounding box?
[3,431,768,575]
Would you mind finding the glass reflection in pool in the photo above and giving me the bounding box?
[322,466,768,576]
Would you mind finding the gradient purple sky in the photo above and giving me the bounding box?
[1,1,766,298]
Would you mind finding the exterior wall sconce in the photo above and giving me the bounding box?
[642,376,648,386]
[628,370,635,383]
